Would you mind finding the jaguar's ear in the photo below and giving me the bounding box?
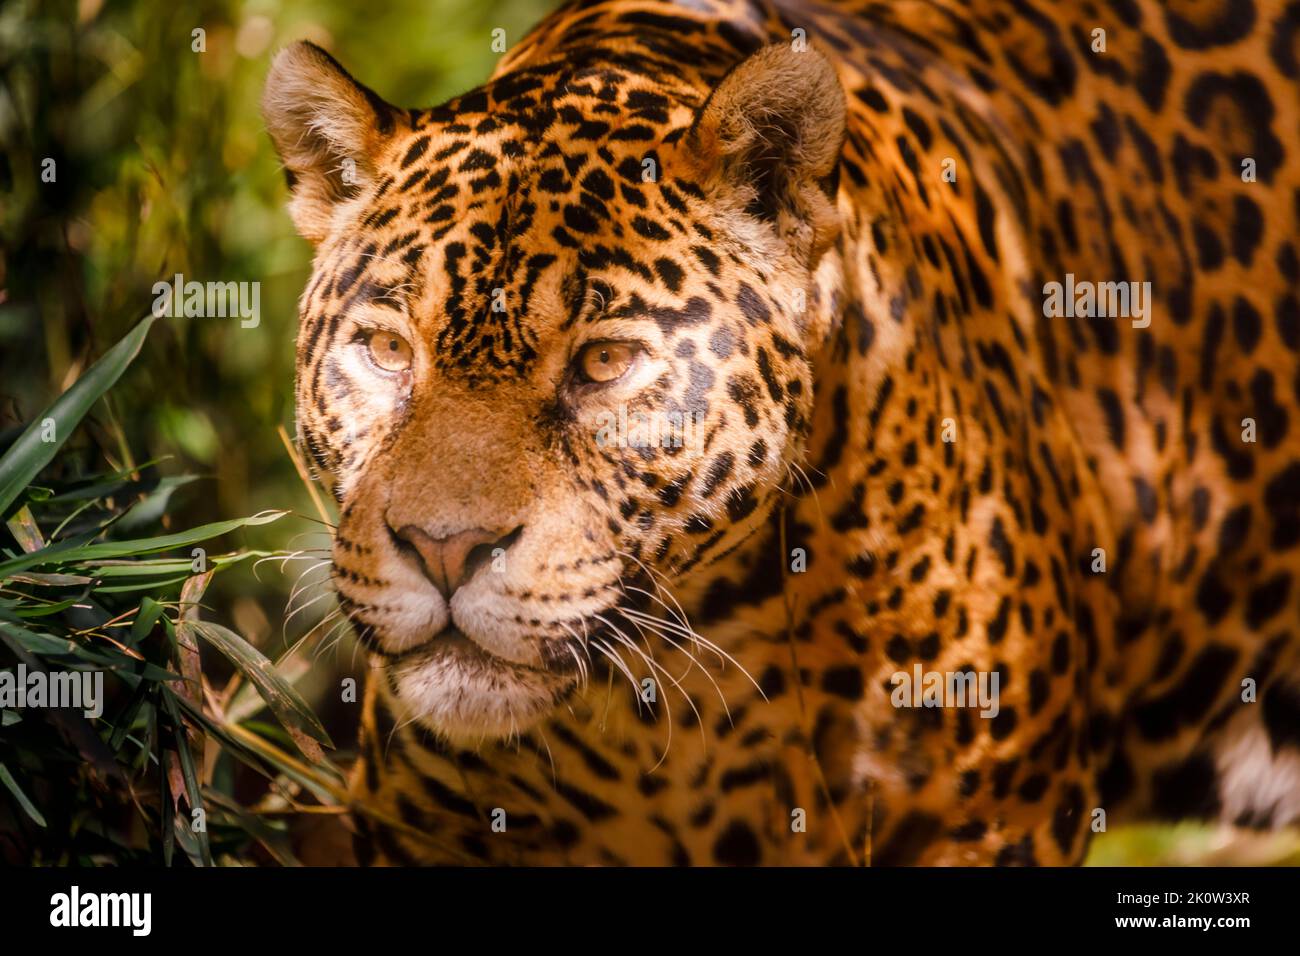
[262,42,400,243]
[686,44,846,265]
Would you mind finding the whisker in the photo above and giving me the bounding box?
[617,606,730,718]
[283,587,337,630]
[617,610,710,747]
[618,601,763,700]
[595,614,678,767]
[589,637,641,703]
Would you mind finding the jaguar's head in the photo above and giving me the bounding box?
[262,39,846,743]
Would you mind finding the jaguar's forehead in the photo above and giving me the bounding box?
[332,67,710,382]
[375,62,699,217]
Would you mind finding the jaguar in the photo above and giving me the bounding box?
[261,0,1300,865]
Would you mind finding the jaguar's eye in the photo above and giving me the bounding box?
[366,330,413,372]
[576,341,638,384]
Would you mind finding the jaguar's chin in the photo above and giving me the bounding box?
[385,628,576,743]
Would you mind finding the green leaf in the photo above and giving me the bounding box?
[0,511,284,579]
[5,571,93,587]
[169,693,343,803]
[5,505,45,552]
[131,596,165,644]
[201,790,302,867]
[0,762,47,827]
[42,456,173,505]
[117,475,199,533]
[108,679,153,751]
[160,688,212,867]
[93,575,198,594]
[0,620,86,656]
[0,316,155,516]
[86,550,263,578]
[0,621,178,682]
[189,621,333,750]
[13,594,85,618]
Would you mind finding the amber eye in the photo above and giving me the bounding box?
[366,330,413,372]
[576,341,638,384]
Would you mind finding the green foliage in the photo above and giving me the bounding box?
[0,318,349,864]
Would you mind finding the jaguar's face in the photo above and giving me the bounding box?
[263,42,846,742]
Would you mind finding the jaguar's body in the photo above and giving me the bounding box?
[263,0,1300,865]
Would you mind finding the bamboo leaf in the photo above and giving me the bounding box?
[160,687,212,866]
[0,510,285,579]
[0,762,47,827]
[131,596,165,644]
[5,505,45,552]
[0,316,155,516]
[189,621,333,750]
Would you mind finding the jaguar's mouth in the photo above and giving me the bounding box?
[389,624,585,673]
[395,625,544,670]
[384,625,580,741]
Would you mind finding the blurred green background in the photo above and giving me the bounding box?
[1,0,1295,866]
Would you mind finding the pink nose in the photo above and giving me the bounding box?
[390,525,501,599]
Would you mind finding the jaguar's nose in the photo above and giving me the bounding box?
[388,524,520,600]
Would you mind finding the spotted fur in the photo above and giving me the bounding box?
[263,0,1300,865]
